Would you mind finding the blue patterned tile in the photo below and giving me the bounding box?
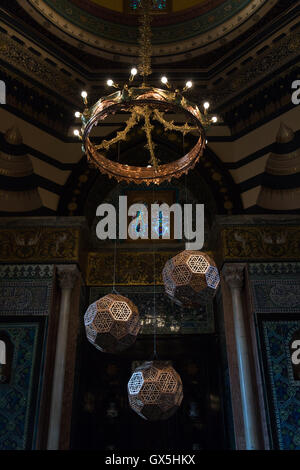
[252,280,300,313]
[262,321,300,450]
[0,324,40,450]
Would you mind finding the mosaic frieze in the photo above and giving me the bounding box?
[0,265,54,316]
[222,226,300,260]
[0,228,80,263]
[212,30,300,105]
[251,280,300,314]
[38,0,257,44]
[86,251,215,286]
[248,263,300,277]
[0,32,77,101]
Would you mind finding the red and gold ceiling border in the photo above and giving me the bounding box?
[68,0,227,26]
[18,0,275,63]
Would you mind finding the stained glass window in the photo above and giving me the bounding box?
[128,0,169,12]
[125,190,175,242]
[129,208,149,239]
[152,210,170,238]
[129,206,171,240]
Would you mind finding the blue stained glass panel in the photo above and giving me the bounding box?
[130,0,167,10]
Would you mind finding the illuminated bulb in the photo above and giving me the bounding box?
[81,91,87,99]
[131,67,138,76]
[203,102,210,110]
[212,116,218,123]
[161,76,168,84]
[206,140,208,144]
[75,111,81,118]
[73,129,80,137]
[107,79,114,87]
[147,165,152,168]
[185,81,193,89]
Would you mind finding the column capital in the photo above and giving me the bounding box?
[57,265,80,290]
[222,263,246,290]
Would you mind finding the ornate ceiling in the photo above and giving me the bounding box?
[18,0,275,63]
[0,0,299,216]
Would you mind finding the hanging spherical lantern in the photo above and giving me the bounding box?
[162,250,220,307]
[84,294,141,354]
[128,361,183,421]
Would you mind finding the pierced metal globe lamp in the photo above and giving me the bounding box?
[128,361,183,421]
[162,250,220,307]
[84,294,141,354]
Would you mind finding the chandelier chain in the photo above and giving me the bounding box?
[112,142,121,294]
[138,0,153,80]
[152,185,157,359]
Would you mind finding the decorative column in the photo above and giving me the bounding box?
[47,265,79,450]
[222,264,261,450]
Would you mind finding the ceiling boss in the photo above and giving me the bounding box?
[74,0,218,185]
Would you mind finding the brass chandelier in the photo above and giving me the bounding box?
[74,0,218,185]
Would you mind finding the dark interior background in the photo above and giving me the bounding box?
[71,317,229,450]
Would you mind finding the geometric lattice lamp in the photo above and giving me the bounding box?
[162,250,220,307]
[128,361,183,421]
[84,294,141,354]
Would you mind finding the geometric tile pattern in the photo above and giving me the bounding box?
[249,263,300,450]
[0,265,54,316]
[128,361,183,421]
[128,371,144,395]
[262,321,300,450]
[251,280,300,313]
[84,294,141,354]
[206,266,220,289]
[187,255,209,274]
[162,250,220,307]
[0,323,41,450]
[249,263,300,277]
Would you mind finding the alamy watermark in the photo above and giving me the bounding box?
[291,340,300,366]
[0,340,6,365]
[0,80,6,105]
[95,196,204,250]
[292,80,300,105]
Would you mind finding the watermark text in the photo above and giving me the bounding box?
[96,196,204,250]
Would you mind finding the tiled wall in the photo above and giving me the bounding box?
[0,265,54,449]
[249,263,300,450]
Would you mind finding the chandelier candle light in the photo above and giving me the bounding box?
[73,0,218,185]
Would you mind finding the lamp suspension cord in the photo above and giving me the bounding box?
[152,184,157,359]
[112,234,118,294]
[185,170,189,243]
[112,141,121,294]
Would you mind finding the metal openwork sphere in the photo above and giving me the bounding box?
[84,294,141,354]
[128,361,183,421]
[162,250,220,307]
